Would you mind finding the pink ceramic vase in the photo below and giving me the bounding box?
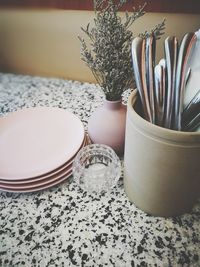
[88,99,127,155]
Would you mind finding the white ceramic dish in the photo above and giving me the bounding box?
[0,107,85,180]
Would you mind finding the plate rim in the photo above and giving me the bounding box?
[0,107,85,180]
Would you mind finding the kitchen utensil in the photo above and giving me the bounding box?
[141,38,152,122]
[164,36,178,129]
[182,89,200,131]
[146,36,156,124]
[184,29,200,109]
[132,37,151,122]
[174,32,197,130]
[155,64,164,126]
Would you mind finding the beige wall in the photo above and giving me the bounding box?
[0,9,199,83]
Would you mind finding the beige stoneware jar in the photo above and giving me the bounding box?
[124,90,200,217]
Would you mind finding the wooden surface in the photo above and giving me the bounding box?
[0,0,200,14]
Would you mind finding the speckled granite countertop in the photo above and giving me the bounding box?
[0,73,200,267]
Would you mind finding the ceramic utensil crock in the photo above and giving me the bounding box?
[124,90,200,217]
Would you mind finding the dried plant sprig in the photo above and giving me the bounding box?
[79,0,166,101]
[139,19,166,40]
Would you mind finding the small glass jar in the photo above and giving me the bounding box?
[72,144,121,194]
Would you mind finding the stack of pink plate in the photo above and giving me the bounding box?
[0,107,88,193]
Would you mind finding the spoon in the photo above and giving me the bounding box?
[147,35,156,124]
[131,37,146,115]
[132,37,152,122]
[174,32,197,130]
[141,38,153,122]
[183,113,200,132]
[159,59,167,120]
[155,58,167,127]
[155,64,164,126]
[182,89,200,130]
[164,36,178,129]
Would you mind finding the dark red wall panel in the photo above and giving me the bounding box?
[0,0,200,14]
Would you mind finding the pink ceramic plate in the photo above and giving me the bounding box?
[0,161,73,190]
[0,169,73,193]
[0,107,85,180]
[0,136,89,192]
[0,134,88,184]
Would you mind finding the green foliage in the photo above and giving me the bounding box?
[79,0,165,101]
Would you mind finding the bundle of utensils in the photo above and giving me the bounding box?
[131,31,200,131]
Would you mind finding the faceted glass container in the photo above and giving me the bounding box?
[72,144,121,194]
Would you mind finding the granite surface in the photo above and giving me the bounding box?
[0,73,200,267]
